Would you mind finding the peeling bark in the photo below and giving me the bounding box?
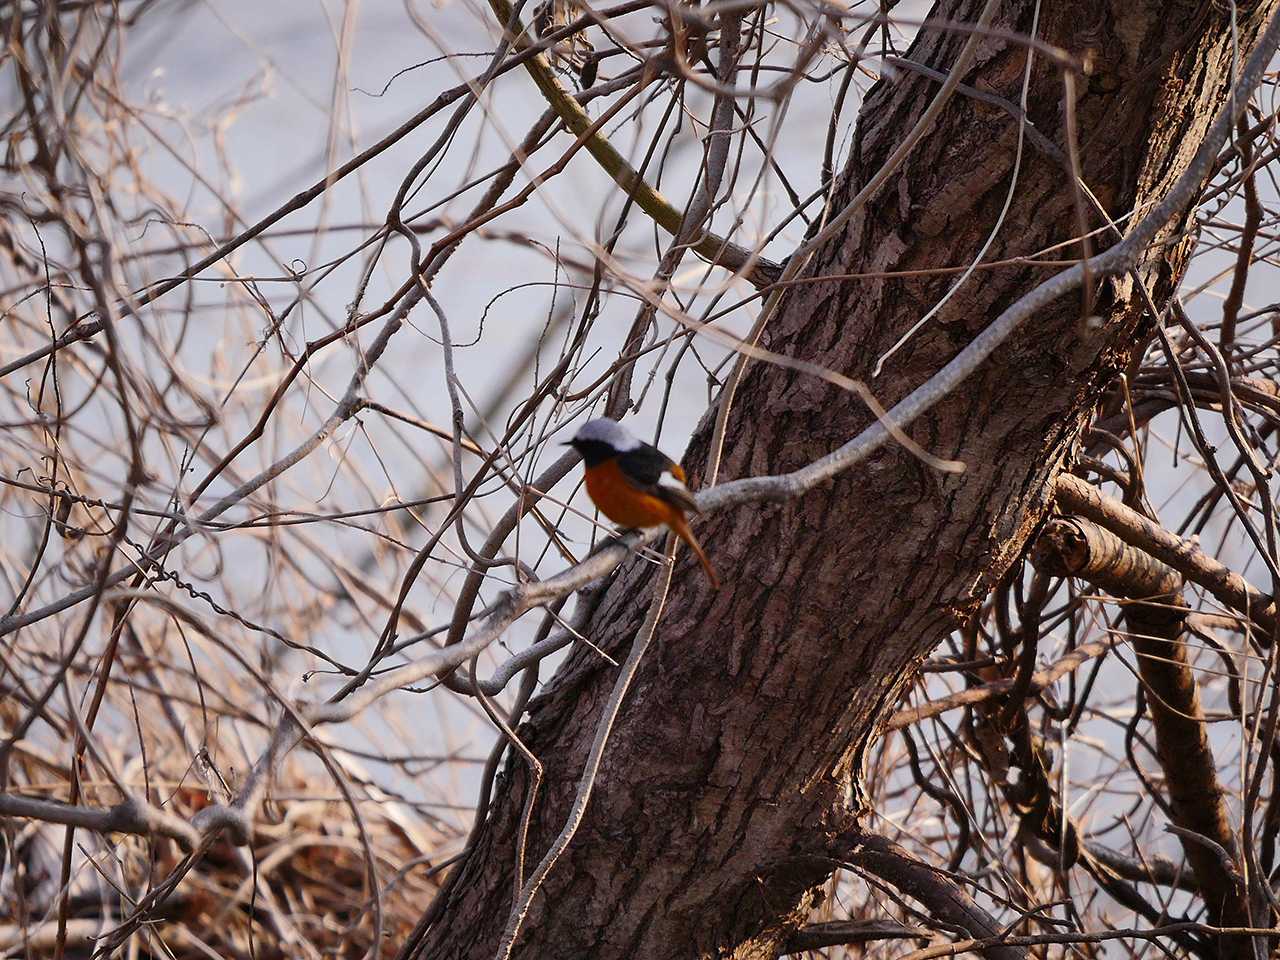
[414,2,1280,957]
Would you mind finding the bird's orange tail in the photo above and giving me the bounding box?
[670,514,719,589]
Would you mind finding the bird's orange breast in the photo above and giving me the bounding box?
[584,457,681,529]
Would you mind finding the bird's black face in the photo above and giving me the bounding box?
[567,438,616,467]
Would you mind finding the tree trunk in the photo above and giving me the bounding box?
[416,2,1279,956]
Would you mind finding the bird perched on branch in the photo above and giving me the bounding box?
[532,0,597,87]
[566,417,719,588]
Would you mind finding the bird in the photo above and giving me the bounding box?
[565,417,719,588]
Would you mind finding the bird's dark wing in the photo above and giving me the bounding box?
[619,444,700,514]
[617,444,669,485]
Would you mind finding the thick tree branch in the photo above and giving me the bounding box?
[1055,473,1277,636]
[0,792,199,848]
[844,834,1027,960]
[1032,515,1250,940]
[780,919,931,954]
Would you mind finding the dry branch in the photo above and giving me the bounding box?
[1033,514,1250,941]
[1055,473,1277,635]
[845,834,1026,960]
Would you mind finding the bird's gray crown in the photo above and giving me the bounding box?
[572,417,641,451]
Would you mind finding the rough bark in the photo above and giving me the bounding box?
[416,2,1280,957]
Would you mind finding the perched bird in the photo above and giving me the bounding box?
[566,417,719,588]
[531,0,597,87]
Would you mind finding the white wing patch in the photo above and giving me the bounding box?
[656,469,700,513]
[657,471,690,495]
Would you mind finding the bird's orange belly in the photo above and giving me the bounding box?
[585,458,678,529]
